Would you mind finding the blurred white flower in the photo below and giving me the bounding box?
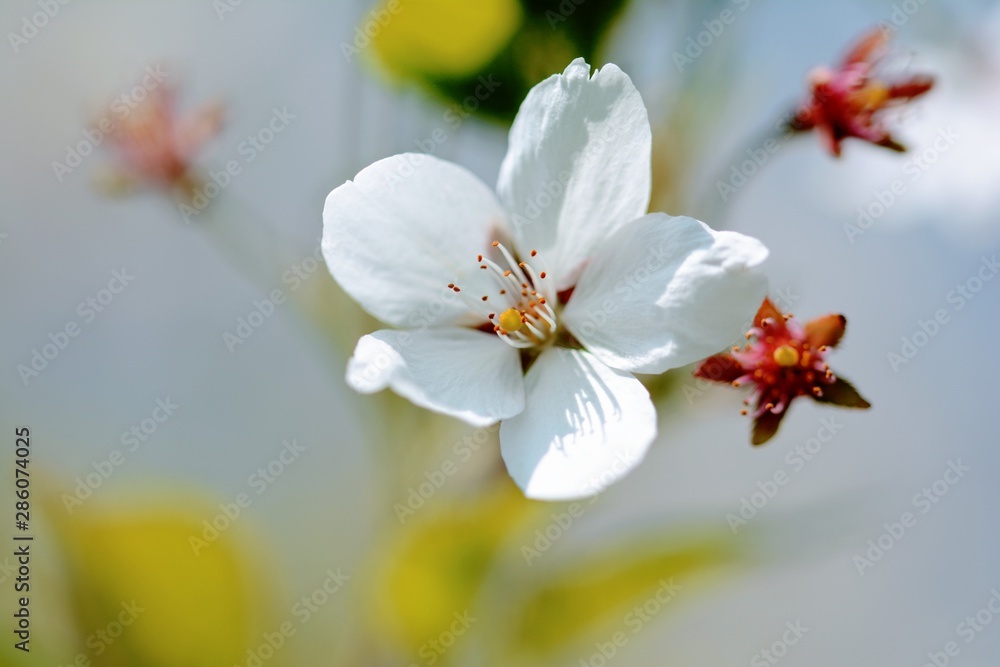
[322,59,769,500]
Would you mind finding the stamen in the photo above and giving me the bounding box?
[481,257,524,298]
[493,241,531,286]
[534,304,557,330]
[454,242,559,349]
[522,319,545,340]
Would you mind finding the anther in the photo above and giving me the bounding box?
[499,308,523,332]
[773,345,800,367]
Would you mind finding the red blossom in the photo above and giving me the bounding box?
[100,79,223,196]
[695,298,871,445]
[788,28,934,157]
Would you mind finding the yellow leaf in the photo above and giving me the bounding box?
[51,494,276,667]
[367,479,540,658]
[369,0,523,80]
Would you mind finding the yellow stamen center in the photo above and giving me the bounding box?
[499,308,523,333]
[854,83,890,110]
[773,345,800,367]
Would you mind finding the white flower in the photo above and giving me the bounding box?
[322,59,769,500]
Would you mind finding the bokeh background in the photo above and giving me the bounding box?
[2,1,999,665]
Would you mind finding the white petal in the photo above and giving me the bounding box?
[496,58,652,289]
[562,213,769,374]
[499,348,655,500]
[347,328,525,427]
[323,153,505,328]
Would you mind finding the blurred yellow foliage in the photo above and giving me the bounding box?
[368,479,538,659]
[50,497,275,667]
[499,535,739,659]
[370,0,523,79]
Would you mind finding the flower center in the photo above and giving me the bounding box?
[449,241,556,349]
[850,82,890,110]
[499,308,524,332]
[773,345,800,367]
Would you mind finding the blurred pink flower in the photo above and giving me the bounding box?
[789,29,934,157]
[101,78,223,195]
